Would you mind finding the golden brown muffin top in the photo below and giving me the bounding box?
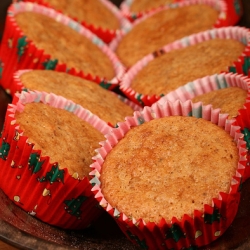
[116,4,219,67]
[101,116,238,222]
[130,0,174,13]
[47,0,120,30]
[20,70,134,125]
[15,12,115,80]
[15,103,105,179]
[131,39,245,95]
[191,87,247,119]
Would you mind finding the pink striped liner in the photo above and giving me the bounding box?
[0,90,111,229]
[90,101,248,249]
[119,26,250,107]
[0,2,126,94]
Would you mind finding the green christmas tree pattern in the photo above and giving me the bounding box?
[126,230,148,249]
[17,36,28,62]
[0,60,4,79]
[39,164,64,184]
[99,80,111,90]
[0,141,10,160]
[204,208,221,224]
[165,223,186,242]
[64,195,87,219]
[234,0,241,15]
[28,152,44,174]
[42,59,58,70]
[242,128,250,150]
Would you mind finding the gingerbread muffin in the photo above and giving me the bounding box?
[15,12,114,79]
[90,101,247,249]
[15,102,105,178]
[0,2,124,93]
[22,0,130,43]
[0,91,111,229]
[119,26,249,106]
[112,2,220,67]
[155,73,250,121]
[121,0,175,14]
[14,70,139,126]
[191,87,247,119]
[130,39,245,95]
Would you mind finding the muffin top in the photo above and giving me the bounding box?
[130,38,245,95]
[46,0,120,30]
[15,12,115,80]
[115,4,219,67]
[130,0,174,13]
[19,70,134,125]
[191,87,247,119]
[100,116,238,222]
[15,103,105,179]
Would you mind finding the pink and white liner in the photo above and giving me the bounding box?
[89,100,248,248]
[3,2,126,88]
[111,0,228,51]
[154,72,250,112]
[119,26,250,106]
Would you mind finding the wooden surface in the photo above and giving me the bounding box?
[0,241,18,250]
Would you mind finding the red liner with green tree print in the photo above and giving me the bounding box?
[90,101,248,249]
[0,91,111,229]
[0,2,125,95]
[17,0,131,44]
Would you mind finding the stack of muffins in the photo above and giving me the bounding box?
[0,0,250,249]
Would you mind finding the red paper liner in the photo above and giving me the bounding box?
[154,72,250,118]
[119,0,242,25]
[118,26,250,107]
[19,0,132,44]
[11,69,142,126]
[0,91,112,229]
[0,2,126,94]
[90,102,248,249]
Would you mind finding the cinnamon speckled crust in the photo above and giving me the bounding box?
[15,103,105,179]
[20,70,134,125]
[116,4,219,67]
[15,12,115,80]
[47,0,120,30]
[130,0,174,13]
[191,87,247,119]
[100,116,238,222]
[131,39,245,95]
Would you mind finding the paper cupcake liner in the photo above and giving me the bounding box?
[0,2,126,95]
[119,0,242,25]
[118,26,250,107]
[154,72,250,116]
[12,69,142,127]
[89,102,248,249]
[19,0,131,44]
[111,0,239,53]
[0,91,112,229]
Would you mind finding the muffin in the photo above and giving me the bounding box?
[13,69,141,126]
[21,0,131,43]
[154,73,250,120]
[110,0,235,68]
[0,2,125,93]
[0,91,112,229]
[120,26,249,106]
[120,0,243,25]
[90,101,247,249]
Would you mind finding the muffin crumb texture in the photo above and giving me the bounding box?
[101,116,238,222]
[15,103,105,179]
